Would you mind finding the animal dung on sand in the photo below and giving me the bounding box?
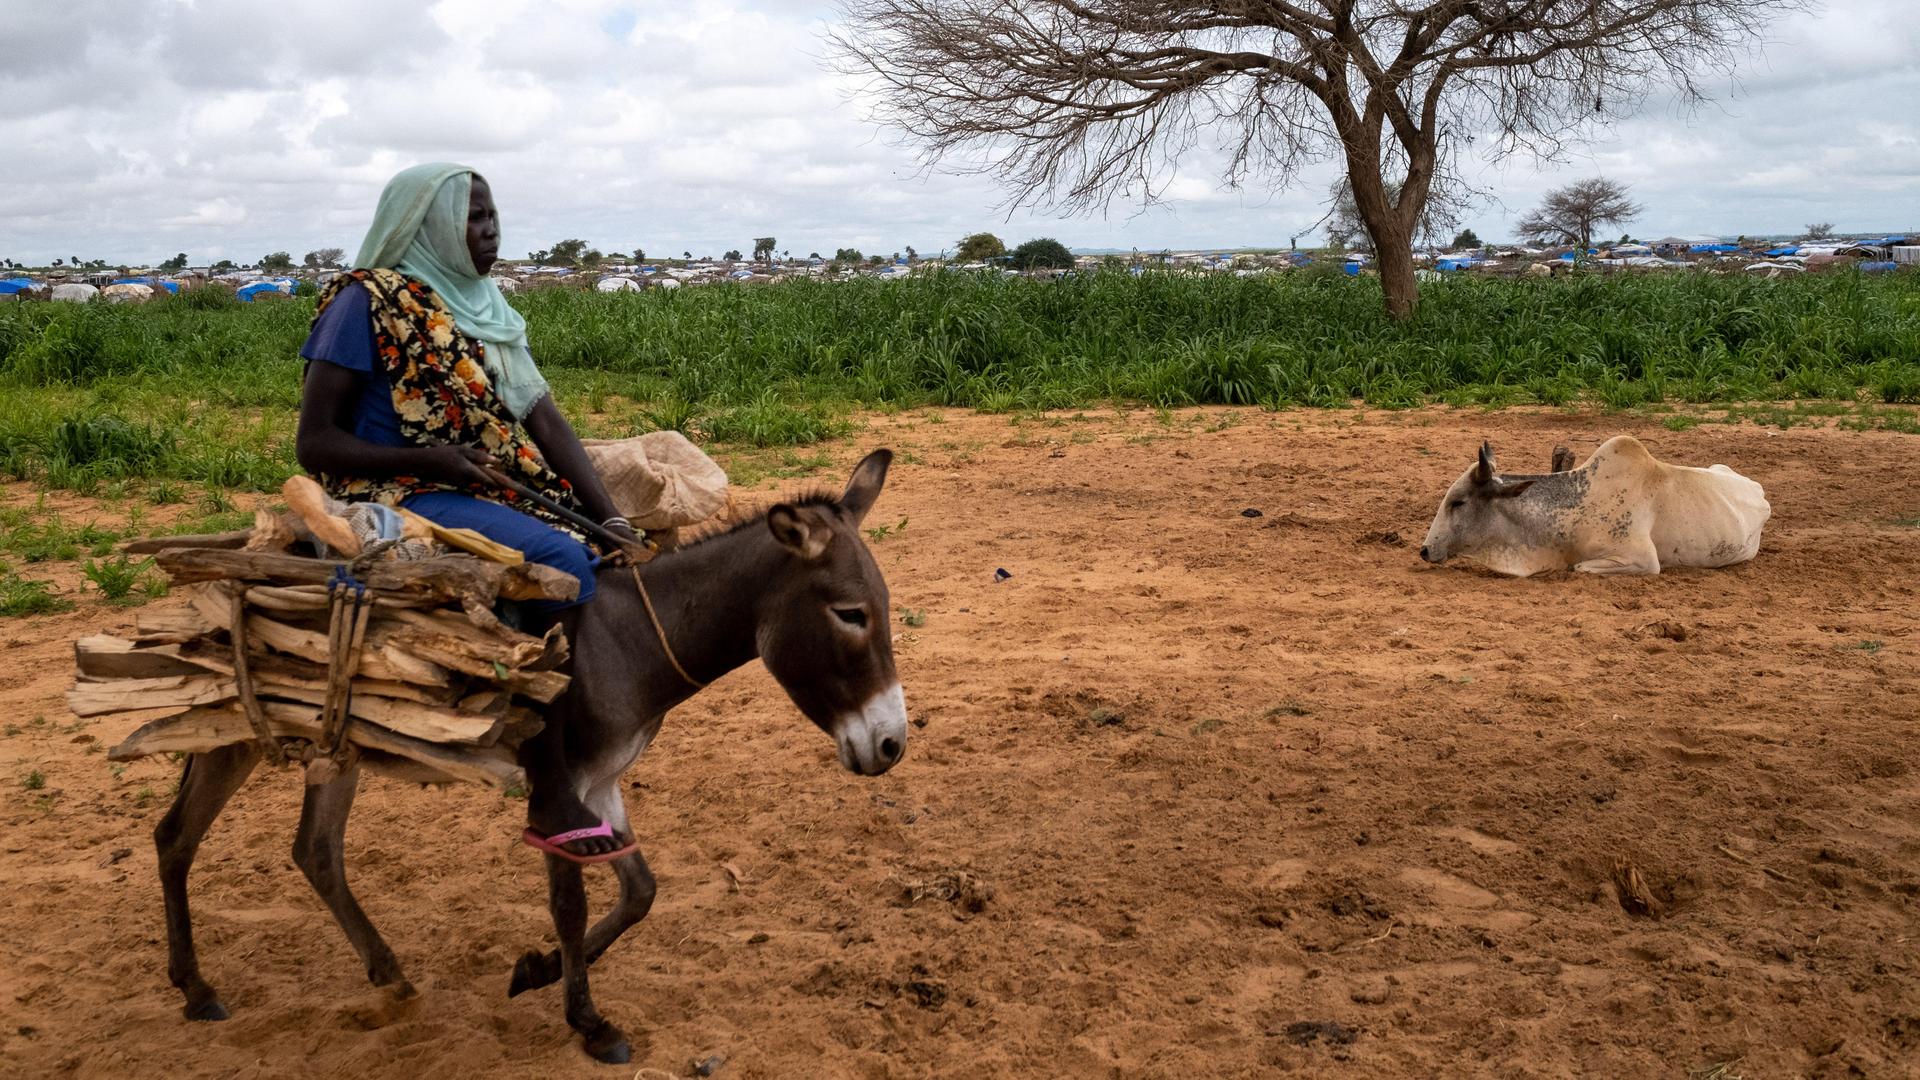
[73,530,581,790]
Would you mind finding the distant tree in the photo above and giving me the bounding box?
[632,248,646,263]
[752,237,777,262]
[954,232,1005,262]
[302,247,345,269]
[724,249,744,262]
[867,254,886,266]
[682,250,692,261]
[549,239,589,266]
[211,259,236,273]
[528,248,552,264]
[1450,229,1482,249]
[1516,180,1642,252]
[259,251,295,272]
[72,255,79,267]
[834,247,864,263]
[809,252,822,261]
[905,245,918,262]
[1008,237,1074,270]
[52,258,64,267]
[160,253,189,271]
[581,249,604,270]
[1804,222,1835,240]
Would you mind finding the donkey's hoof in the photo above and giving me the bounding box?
[507,949,559,998]
[583,1021,631,1065]
[183,997,230,1022]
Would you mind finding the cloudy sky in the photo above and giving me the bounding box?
[2,0,1915,267]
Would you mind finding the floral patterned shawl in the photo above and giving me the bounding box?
[309,267,590,542]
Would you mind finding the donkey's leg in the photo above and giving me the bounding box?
[155,744,260,1021]
[291,763,411,994]
[545,855,632,1064]
[509,847,656,997]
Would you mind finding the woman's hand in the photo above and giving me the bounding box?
[414,445,508,488]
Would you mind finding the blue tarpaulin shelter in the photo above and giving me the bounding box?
[1689,244,1741,253]
[1762,246,1800,257]
[236,282,288,302]
[0,279,37,295]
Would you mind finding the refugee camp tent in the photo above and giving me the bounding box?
[101,283,156,302]
[236,282,289,302]
[51,283,99,302]
[1762,246,1800,257]
[1689,244,1741,253]
[595,275,643,293]
[0,279,38,295]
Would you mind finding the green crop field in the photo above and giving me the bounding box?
[1,269,1917,506]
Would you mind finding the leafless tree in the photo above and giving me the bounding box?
[1803,222,1834,241]
[832,0,1805,318]
[1323,175,1466,252]
[1516,178,1642,250]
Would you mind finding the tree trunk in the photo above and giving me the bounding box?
[1372,223,1419,320]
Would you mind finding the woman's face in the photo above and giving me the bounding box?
[467,175,500,274]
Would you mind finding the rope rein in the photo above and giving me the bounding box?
[630,564,706,689]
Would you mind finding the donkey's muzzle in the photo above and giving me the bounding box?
[836,682,908,776]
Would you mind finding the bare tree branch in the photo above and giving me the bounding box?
[829,0,1807,316]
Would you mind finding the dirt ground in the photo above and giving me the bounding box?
[1,406,1916,1079]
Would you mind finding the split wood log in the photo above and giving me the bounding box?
[69,673,507,745]
[107,702,525,789]
[130,607,221,645]
[153,548,576,606]
[243,510,300,553]
[74,636,206,680]
[185,584,452,687]
[75,635,464,707]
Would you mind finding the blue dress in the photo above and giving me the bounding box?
[302,283,596,608]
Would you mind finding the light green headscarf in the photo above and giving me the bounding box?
[354,163,549,419]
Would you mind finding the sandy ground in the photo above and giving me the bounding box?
[1,406,1916,1079]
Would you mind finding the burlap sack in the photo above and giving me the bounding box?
[582,431,730,530]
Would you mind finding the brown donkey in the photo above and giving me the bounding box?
[152,450,906,1064]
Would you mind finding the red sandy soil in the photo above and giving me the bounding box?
[1,406,1916,1079]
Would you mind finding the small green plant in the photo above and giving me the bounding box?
[147,480,185,505]
[865,517,910,542]
[1263,701,1313,719]
[82,554,153,601]
[898,607,927,628]
[1848,640,1884,654]
[134,786,155,806]
[0,573,71,617]
[503,784,528,800]
[1661,414,1701,432]
[22,769,45,791]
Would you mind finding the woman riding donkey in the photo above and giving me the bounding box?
[295,162,633,859]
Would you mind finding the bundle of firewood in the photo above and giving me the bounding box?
[74,536,579,790]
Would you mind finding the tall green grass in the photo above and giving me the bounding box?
[0,270,1915,493]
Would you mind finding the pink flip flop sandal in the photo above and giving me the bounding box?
[521,821,638,865]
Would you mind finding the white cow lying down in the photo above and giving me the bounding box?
[1419,436,1770,577]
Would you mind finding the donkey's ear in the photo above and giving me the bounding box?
[768,504,832,560]
[839,448,892,527]
[1472,441,1496,486]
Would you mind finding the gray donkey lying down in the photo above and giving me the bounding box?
[1419,436,1770,577]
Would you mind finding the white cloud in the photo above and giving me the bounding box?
[1,0,1915,266]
